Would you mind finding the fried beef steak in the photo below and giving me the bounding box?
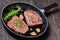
[24,10,43,26]
[7,16,29,34]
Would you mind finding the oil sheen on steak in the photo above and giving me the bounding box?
[7,16,29,34]
[24,10,43,26]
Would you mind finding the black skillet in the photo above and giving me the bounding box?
[1,3,58,39]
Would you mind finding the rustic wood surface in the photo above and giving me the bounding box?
[0,0,60,40]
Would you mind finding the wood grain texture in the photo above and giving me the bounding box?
[0,0,60,40]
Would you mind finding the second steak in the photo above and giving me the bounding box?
[24,10,43,26]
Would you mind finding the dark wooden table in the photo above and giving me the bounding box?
[0,0,60,40]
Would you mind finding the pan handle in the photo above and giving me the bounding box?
[40,3,58,13]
